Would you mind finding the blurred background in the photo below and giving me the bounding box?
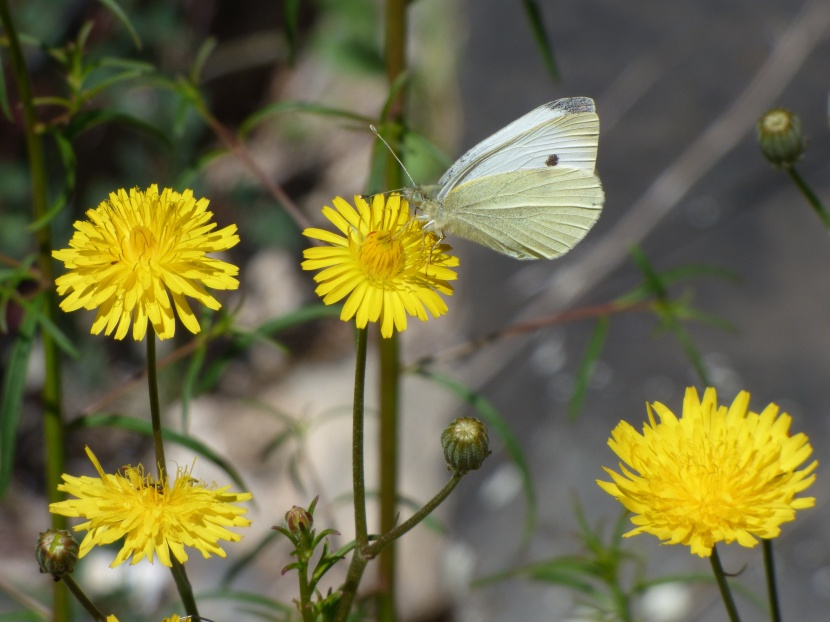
[2,0,830,620]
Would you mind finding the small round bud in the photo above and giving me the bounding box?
[285,505,314,535]
[35,529,79,579]
[441,417,491,474]
[757,108,805,167]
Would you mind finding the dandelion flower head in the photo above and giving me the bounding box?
[302,194,458,338]
[597,387,817,557]
[53,185,240,341]
[50,446,252,567]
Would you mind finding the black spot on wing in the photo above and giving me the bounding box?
[546,154,559,167]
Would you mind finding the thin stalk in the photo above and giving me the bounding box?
[762,539,782,622]
[609,579,632,622]
[785,166,830,230]
[146,334,167,481]
[332,328,370,622]
[297,557,315,622]
[365,473,462,557]
[169,559,200,619]
[146,334,199,619]
[710,546,741,622]
[61,576,106,622]
[378,334,399,616]
[0,3,68,621]
[378,0,407,618]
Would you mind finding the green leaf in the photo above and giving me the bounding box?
[0,300,39,497]
[64,109,171,146]
[569,316,609,419]
[616,262,739,305]
[197,589,294,615]
[27,132,76,232]
[239,101,374,138]
[629,246,712,385]
[190,38,218,85]
[414,370,537,542]
[95,0,142,49]
[67,414,251,495]
[521,0,559,81]
[0,287,79,359]
[284,0,301,64]
[179,338,208,432]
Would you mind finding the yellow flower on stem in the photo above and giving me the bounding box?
[53,185,240,341]
[50,446,252,567]
[598,387,817,557]
[301,194,458,338]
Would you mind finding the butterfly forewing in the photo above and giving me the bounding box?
[436,98,599,200]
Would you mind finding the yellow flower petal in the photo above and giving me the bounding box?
[301,195,458,337]
[598,387,817,557]
[52,186,240,341]
[49,446,252,567]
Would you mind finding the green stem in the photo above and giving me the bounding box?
[146,334,199,619]
[61,576,106,622]
[365,473,462,557]
[352,328,370,550]
[169,558,200,619]
[146,334,167,481]
[379,0,407,617]
[0,3,68,621]
[710,545,741,622]
[762,539,782,622]
[332,328,370,622]
[378,334,399,618]
[297,557,315,622]
[785,166,830,230]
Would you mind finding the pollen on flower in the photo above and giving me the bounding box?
[597,387,817,557]
[52,185,240,341]
[358,231,406,280]
[49,446,252,567]
[301,194,459,338]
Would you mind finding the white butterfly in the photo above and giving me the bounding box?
[404,97,604,260]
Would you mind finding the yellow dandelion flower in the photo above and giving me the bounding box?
[301,194,458,338]
[162,616,181,622]
[598,387,817,557]
[53,185,240,341]
[49,446,252,567]
[106,616,119,622]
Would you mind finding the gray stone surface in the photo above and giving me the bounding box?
[438,1,830,620]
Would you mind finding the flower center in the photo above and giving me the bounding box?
[761,110,791,134]
[358,231,405,280]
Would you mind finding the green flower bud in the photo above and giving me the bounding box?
[36,529,79,579]
[441,417,491,474]
[757,108,805,168]
[285,505,314,536]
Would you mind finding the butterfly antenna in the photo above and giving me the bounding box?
[370,124,417,188]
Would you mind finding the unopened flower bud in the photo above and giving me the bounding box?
[36,529,79,579]
[757,108,805,167]
[441,417,491,474]
[285,505,313,535]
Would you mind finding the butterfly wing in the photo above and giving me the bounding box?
[439,168,604,260]
[436,97,599,200]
